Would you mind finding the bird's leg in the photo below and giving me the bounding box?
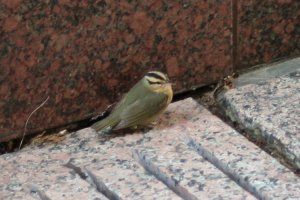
[128,124,153,133]
[141,126,153,133]
[135,124,154,133]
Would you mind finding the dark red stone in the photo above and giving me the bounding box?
[1,0,300,142]
[0,0,229,142]
[236,0,300,69]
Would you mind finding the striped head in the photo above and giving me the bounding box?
[145,71,169,85]
[144,71,172,94]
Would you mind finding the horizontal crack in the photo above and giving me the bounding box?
[185,137,266,200]
[132,149,199,200]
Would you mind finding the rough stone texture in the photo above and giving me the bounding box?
[66,132,181,200]
[133,133,255,199]
[0,131,179,200]
[0,150,107,200]
[237,0,300,69]
[0,0,232,142]
[1,98,299,199]
[1,0,300,143]
[234,57,300,87]
[186,125,300,200]
[218,62,300,170]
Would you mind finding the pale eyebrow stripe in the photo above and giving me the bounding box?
[146,77,163,85]
[146,72,166,81]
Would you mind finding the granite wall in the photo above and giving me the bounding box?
[236,0,300,68]
[0,0,299,142]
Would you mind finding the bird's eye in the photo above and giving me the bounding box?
[147,79,163,85]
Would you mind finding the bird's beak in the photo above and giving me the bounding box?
[166,82,175,87]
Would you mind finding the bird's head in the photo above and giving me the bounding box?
[144,71,172,92]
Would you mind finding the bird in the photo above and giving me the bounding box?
[92,71,173,132]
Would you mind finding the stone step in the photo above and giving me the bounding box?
[64,131,181,200]
[132,134,255,199]
[180,99,300,199]
[1,98,299,199]
[218,58,300,169]
[0,150,107,200]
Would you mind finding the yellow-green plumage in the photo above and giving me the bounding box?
[92,71,173,132]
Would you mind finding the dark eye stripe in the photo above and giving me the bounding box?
[147,79,162,85]
[146,72,166,81]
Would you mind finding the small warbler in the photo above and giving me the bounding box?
[92,71,173,132]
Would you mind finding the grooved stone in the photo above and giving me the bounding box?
[218,61,300,169]
[67,131,180,200]
[0,151,107,200]
[133,134,255,199]
[1,129,179,199]
[1,98,298,199]
[180,100,300,199]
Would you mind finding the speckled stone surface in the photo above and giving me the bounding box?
[65,132,181,200]
[169,99,300,199]
[0,131,179,199]
[0,0,232,142]
[2,98,299,199]
[218,63,300,170]
[185,120,300,200]
[237,0,300,69]
[234,57,300,87]
[0,150,107,200]
[133,132,255,199]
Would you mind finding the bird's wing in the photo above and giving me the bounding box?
[114,92,169,130]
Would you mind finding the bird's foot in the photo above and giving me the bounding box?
[138,125,154,133]
[99,126,113,135]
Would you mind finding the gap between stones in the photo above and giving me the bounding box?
[184,137,268,200]
[131,149,199,200]
[63,160,121,200]
[0,85,213,154]
[27,184,52,200]
[186,85,300,176]
[216,95,300,173]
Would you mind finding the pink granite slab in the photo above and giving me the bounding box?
[64,134,181,200]
[0,129,180,199]
[1,98,299,199]
[177,100,300,199]
[0,151,107,200]
[218,67,300,170]
[132,134,255,199]
[65,129,254,200]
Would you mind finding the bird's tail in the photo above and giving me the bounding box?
[91,115,118,132]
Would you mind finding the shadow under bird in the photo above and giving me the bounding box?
[92,71,173,132]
